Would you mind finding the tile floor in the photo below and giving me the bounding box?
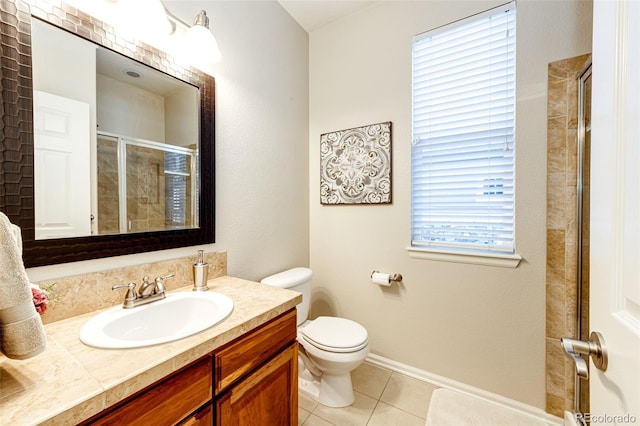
[298,361,438,426]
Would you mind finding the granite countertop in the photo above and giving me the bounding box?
[0,276,302,425]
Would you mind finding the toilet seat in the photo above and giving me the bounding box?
[301,316,368,353]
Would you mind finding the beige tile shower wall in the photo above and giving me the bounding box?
[545,54,591,416]
[97,136,119,234]
[36,251,227,324]
[127,146,166,232]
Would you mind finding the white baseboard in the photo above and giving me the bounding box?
[366,353,563,426]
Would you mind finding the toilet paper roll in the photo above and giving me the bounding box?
[371,272,391,286]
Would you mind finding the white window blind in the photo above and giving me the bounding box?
[164,152,189,228]
[411,3,516,255]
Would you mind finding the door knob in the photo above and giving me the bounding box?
[560,331,608,380]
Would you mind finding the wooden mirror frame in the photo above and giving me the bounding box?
[0,0,215,267]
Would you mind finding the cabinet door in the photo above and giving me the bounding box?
[215,309,297,394]
[86,356,213,426]
[180,404,213,426]
[217,343,298,426]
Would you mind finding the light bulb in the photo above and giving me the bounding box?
[183,24,222,65]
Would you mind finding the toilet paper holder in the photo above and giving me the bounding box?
[371,270,403,284]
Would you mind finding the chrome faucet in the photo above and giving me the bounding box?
[112,274,174,308]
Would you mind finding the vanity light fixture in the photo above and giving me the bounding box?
[182,10,223,65]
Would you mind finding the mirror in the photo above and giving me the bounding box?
[32,18,200,239]
[0,1,215,267]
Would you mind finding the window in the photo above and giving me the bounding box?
[409,3,520,266]
[164,151,194,229]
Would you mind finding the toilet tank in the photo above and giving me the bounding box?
[260,267,311,326]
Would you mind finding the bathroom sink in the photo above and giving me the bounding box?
[79,291,234,349]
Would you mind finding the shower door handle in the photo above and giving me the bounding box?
[561,331,608,380]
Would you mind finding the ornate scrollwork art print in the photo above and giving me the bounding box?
[320,121,392,205]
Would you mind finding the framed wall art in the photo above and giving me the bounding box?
[320,121,392,205]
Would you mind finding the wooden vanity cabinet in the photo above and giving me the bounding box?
[215,309,298,425]
[82,355,213,426]
[81,309,298,426]
[181,404,213,425]
[216,343,298,425]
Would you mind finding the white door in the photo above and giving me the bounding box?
[33,90,91,239]
[590,0,640,422]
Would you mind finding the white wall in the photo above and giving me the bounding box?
[97,74,166,142]
[309,0,592,408]
[165,86,199,148]
[31,19,96,113]
[27,0,310,283]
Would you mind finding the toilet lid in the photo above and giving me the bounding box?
[301,317,368,353]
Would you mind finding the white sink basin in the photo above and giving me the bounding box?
[79,291,234,349]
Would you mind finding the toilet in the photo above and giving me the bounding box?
[261,267,369,408]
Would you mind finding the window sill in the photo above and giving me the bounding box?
[406,247,522,268]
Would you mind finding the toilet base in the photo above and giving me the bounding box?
[318,373,355,407]
[298,373,320,402]
[298,368,355,408]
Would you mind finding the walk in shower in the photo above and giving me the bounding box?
[545,53,592,417]
[97,132,198,235]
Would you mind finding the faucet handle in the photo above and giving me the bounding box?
[154,273,174,292]
[112,282,137,308]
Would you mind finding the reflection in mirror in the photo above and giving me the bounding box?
[0,0,215,267]
[31,18,200,239]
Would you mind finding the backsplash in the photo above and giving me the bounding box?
[35,251,227,324]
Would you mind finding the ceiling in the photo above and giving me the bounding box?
[277,0,381,32]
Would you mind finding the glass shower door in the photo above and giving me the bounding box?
[96,132,197,235]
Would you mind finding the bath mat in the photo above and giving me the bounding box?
[426,388,547,426]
